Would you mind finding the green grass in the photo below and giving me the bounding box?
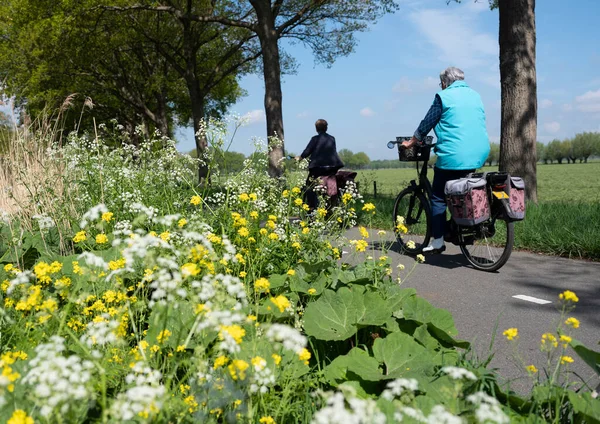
[355,162,600,260]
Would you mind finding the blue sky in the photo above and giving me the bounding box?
[177,0,600,160]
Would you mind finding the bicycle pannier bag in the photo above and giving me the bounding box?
[504,176,526,221]
[445,177,490,226]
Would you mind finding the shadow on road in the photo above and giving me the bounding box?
[369,240,472,270]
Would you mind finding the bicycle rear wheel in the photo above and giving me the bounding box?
[393,187,431,254]
[459,217,514,272]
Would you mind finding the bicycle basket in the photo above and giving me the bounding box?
[396,136,433,162]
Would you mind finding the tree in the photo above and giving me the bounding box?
[546,139,564,164]
[572,132,597,163]
[560,139,574,164]
[497,0,538,201]
[486,142,500,166]
[536,142,545,163]
[338,148,355,167]
[353,152,371,169]
[155,1,398,177]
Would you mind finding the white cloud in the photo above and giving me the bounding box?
[543,122,561,134]
[540,99,553,109]
[296,111,309,119]
[392,76,439,93]
[409,8,497,68]
[575,88,600,113]
[562,103,573,112]
[243,109,265,125]
[360,107,375,117]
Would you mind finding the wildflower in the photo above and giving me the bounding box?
[297,348,311,365]
[228,359,249,380]
[219,325,246,344]
[302,203,310,211]
[302,227,310,234]
[268,233,279,241]
[307,288,317,295]
[238,227,250,237]
[397,263,405,270]
[541,333,558,348]
[317,208,327,218]
[73,231,87,243]
[291,187,301,195]
[239,193,250,202]
[560,356,574,364]
[272,354,282,366]
[362,203,376,212]
[559,290,579,303]
[381,378,419,400]
[565,317,580,328]
[503,328,518,341]
[378,230,387,236]
[270,295,291,313]
[292,242,301,250]
[96,233,108,244]
[359,226,369,238]
[159,231,170,242]
[294,198,303,206]
[252,356,267,371]
[157,329,172,344]
[239,271,247,278]
[176,345,186,352]
[249,193,258,201]
[184,395,199,413]
[181,263,200,277]
[254,278,270,293]
[350,239,368,252]
[526,365,538,373]
[190,195,202,205]
[101,212,113,223]
[282,190,289,197]
[177,218,187,228]
[441,366,477,381]
[213,356,228,369]
[259,228,268,236]
[287,269,295,276]
[259,416,276,424]
[416,254,425,263]
[7,410,34,424]
[406,240,416,249]
[559,335,572,347]
[342,193,353,204]
[250,211,259,219]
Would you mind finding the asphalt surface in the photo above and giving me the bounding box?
[341,227,600,395]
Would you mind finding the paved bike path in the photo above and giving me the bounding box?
[342,227,600,395]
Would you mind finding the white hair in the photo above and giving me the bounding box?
[440,67,465,87]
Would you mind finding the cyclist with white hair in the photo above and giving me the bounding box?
[402,67,490,253]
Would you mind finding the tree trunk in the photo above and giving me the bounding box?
[190,93,208,183]
[251,0,285,178]
[498,0,537,203]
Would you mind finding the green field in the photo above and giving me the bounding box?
[354,162,600,260]
[355,162,600,203]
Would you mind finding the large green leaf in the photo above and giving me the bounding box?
[356,290,391,326]
[570,338,600,376]
[373,332,434,378]
[345,347,384,382]
[402,296,458,336]
[303,288,361,340]
[568,390,600,422]
[385,286,416,316]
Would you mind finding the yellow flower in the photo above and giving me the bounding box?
[565,317,580,328]
[270,295,291,312]
[559,334,572,347]
[238,227,250,238]
[254,278,270,293]
[219,325,246,344]
[416,254,425,263]
[251,356,267,371]
[157,329,172,344]
[272,353,282,366]
[291,187,301,195]
[559,290,579,303]
[250,211,259,219]
[249,193,258,201]
[317,208,327,218]
[406,240,416,249]
[214,355,229,369]
[342,193,352,204]
[526,364,538,373]
[307,288,317,295]
[178,218,187,228]
[228,359,249,380]
[7,409,34,424]
[181,263,200,277]
[292,242,301,250]
[287,269,295,276]
[239,193,250,202]
[302,203,310,211]
[259,416,276,424]
[350,239,368,252]
[190,195,202,205]
[541,333,558,348]
[297,348,311,365]
[359,226,369,239]
[268,232,280,241]
[560,355,574,364]
[378,230,387,236]
[159,231,170,242]
[362,203,376,212]
[176,345,186,352]
[503,328,518,341]
[95,233,108,244]
[239,271,247,278]
[294,198,303,206]
[259,228,268,236]
[73,231,87,243]
[302,227,310,234]
[101,212,113,222]
[282,190,289,197]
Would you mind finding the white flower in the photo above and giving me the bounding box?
[266,324,307,354]
[467,392,509,424]
[110,362,166,421]
[312,391,385,424]
[381,378,419,400]
[80,204,108,228]
[441,366,477,381]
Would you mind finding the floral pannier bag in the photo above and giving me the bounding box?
[445,177,490,226]
[503,176,526,221]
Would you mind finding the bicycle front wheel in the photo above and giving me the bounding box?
[393,187,431,254]
[459,218,514,272]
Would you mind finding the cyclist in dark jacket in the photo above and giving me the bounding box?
[295,119,344,210]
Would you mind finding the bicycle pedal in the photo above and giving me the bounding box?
[422,245,446,255]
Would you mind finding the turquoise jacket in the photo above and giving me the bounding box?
[434,81,490,170]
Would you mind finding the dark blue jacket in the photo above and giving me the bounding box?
[300,132,344,170]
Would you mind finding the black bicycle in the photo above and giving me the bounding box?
[387,137,514,272]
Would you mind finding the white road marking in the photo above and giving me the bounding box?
[512,295,552,305]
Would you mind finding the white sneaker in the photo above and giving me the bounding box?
[422,237,445,253]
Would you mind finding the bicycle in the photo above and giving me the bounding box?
[387,137,514,272]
